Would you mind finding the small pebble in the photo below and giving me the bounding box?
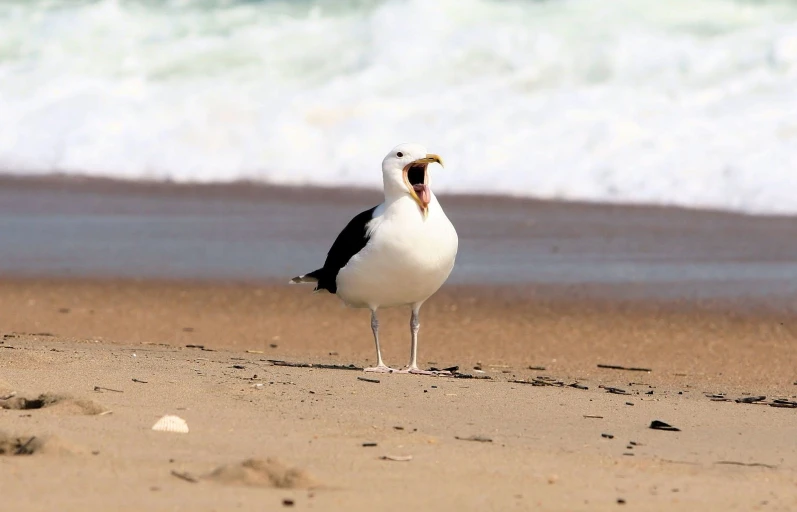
[282,498,294,507]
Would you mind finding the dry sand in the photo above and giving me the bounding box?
[2,279,796,511]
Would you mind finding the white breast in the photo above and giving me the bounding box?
[336,194,458,309]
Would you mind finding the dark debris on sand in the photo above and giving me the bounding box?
[649,420,680,432]
[455,435,493,443]
[599,385,630,395]
[597,364,652,372]
[268,360,361,371]
[510,376,587,389]
[735,396,766,404]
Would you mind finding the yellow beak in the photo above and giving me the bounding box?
[413,154,444,167]
[403,154,444,219]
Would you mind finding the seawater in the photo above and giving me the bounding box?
[2,0,797,214]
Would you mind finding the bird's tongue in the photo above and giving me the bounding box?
[413,184,431,207]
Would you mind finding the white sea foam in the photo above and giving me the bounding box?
[1,0,797,214]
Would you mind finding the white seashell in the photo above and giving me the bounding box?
[152,415,189,433]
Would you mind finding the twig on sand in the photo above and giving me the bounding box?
[267,360,362,371]
[511,378,561,387]
[660,459,699,466]
[451,373,491,380]
[357,377,381,384]
[381,455,412,462]
[185,344,213,351]
[170,470,199,483]
[769,399,797,408]
[15,436,37,455]
[455,435,493,443]
[716,461,777,469]
[511,377,587,389]
[599,385,630,395]
[426,366,459,374]
[597,364,652,372]
[132,379,148,384]
[93,386,123,393]
[735,396,766,404]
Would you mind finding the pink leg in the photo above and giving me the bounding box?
[364,309,399,373]
[394,305,451,376]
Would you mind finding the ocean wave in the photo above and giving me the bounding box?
[1,0,797,214]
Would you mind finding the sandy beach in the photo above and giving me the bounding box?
[1,178,796,511]
[2,306,796,511]
[4,0,797,509]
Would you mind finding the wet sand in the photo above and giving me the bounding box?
[1,176,796,510]
[2,278,796,393]
[2,176,797,299]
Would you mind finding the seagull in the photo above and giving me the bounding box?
[290,143,458,375]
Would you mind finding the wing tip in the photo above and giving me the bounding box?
[289,274,318,285]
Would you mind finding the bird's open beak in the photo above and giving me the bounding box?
[403,154,444,218]
[414,154,444,167]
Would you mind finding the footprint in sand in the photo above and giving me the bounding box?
[0,392,107,415]
[0,432,86,456]
[202,458,318,489]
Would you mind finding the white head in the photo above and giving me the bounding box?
[381,143,444,217]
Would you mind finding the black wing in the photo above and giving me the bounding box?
[305,206,378,294]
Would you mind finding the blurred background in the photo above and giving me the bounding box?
[1,0,796,295]
[2,0,797,213]
[0,0,795,384]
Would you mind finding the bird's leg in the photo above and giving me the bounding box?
[397,305,450,376]
[364,309,394,373]
[408,307,421,371]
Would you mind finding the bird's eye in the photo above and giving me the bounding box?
[396,152,403,158]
